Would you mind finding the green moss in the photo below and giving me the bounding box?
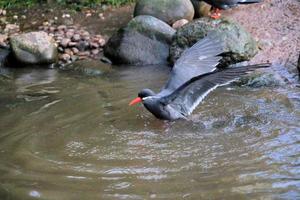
[0,0,135,9]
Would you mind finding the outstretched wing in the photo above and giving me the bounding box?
[160,63,271,116]
[161,34,224,94]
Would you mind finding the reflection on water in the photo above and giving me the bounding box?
[0,64,299,200]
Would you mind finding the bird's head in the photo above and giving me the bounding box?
[129,89,156,106]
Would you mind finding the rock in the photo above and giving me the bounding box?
[76,41,89,51]
[0,34,8,47]
[172,19,189,29]
[77,51,90,57]
[72,34,81,42]
[234,62,300,87]
[66,31,74,38]
[60,38,71,47]
[134,0,194,24]
[0,48,10,68]
[60,53,71,61]
[4,24,19,34]
[64,48,74,56]
[71,47,79,54]
[90,42,99,49]
[170,18,259,67]
[62,59,112,76]
[10,31,58,65]
[68,42,77,47]
[57,25,67,31]
[191,0,211,18]
[104,15,176,65]
[236,71,284,87]
[91,49,99,55]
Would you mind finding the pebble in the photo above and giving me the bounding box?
[72,34,81,42]
[0,9,7,16]
[57,25,67,31]
[65,31,74,38]
[68,42,77,47]
[98,13,105,19]
[61,53,71,61]
[91,49,100,55]
[71,47,79,54]
[172,19,189,29]
[60,38,71,47]
[90,42,99,49]
[1,21,107,64]
[64,48,74,56]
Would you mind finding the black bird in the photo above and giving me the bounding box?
[129,35,270,120]
[201,0,262,19]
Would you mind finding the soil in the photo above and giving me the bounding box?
[222,0,300,66]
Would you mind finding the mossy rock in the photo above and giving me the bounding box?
[134,0,194,24]
[62,59,112,76]
[10,31,58,65]
[170,17,259,67]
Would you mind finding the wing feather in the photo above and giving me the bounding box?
[161,64,271,116]
[161,34,224,94]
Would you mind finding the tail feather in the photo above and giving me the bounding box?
[238,0,262,4]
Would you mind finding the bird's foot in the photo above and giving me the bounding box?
[210,8,221,19]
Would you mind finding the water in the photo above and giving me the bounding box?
[0,64,299,200]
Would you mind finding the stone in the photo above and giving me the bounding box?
[76,41,89,51]
[61,53,71,61]
[62,59,112,76]
[71,47,79,54]
[134,0,194,25]
[10,31,58,65]
[67,42,77,47]
[64,48,74,56]
[172,19,189,29]
[90,42,99,49]
[4,24,19,34]
[66,31,74,38]
[191,0,211,18]
[91,49,99,55]
[77,51,90,56]
[170,17,259,67]
[60,38,71,47]
[57,25,67,31]
[72,34,81,42]
[104,15,176,65]
[0,48,10,68]
[0,34,8,44]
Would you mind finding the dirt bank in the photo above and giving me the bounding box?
[222,0,300,66]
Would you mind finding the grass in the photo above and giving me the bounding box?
[0,0,136,9]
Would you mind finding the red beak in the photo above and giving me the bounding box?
[129,97,142,106]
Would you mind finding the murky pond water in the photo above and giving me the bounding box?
[0,64,299,200]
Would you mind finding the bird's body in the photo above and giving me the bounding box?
[203,0,262,10]
[129,35,270,120]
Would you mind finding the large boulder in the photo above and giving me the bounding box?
[104,15,176,65]
[10,31,58,65]
[170,18,259,67]
[62,59,112,76]
[134,0,194,25]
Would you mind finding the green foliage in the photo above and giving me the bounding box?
[0,0,38,9]
[0,0,135,9]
